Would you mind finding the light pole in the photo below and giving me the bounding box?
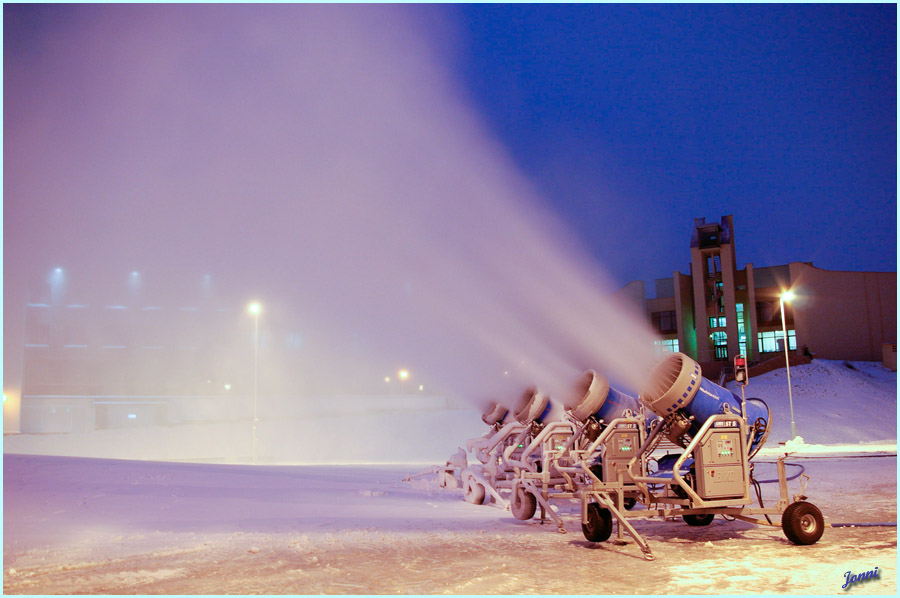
[398,369,409,394]
[248,302,261,463]
[780,290,797,438]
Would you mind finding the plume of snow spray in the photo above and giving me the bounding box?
[5,4,660,461]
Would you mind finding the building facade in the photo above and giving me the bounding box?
[632,216,896,375]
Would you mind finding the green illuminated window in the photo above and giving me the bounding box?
[737,304,748,356]
[712,331,728,360]
[708,316,726,328]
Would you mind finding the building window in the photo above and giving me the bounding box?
[712,331,728,360]
[758,330,796,353]
[736,303,748,356]
[652,310,676,334]
[708,316,726,328]
[757,301,775,324]
[654,338,679,355]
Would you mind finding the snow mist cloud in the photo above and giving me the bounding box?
[5,5,659,460]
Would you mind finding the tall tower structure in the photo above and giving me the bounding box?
[689,216,744,364]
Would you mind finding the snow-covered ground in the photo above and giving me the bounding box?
[3,454,896,595]
[3,360,897,594]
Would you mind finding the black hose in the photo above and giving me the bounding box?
[750,477,773,524]
[746,397,771,460]
[751,462,805,484]
[775,454,896,460]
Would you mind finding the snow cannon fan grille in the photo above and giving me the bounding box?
[514,388,550,425]
[568,370,611,423]
[481,403,509,426]
[639,352,702,417]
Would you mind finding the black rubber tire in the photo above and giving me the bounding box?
[463,476,486,505]
[624,497,637,510]
[782,501,825,545]
[510,486,537,520]
[682,513,715,526]
[582,503,613,542]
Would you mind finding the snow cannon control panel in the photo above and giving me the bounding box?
[694,422,747,500]
[598,422,641,484]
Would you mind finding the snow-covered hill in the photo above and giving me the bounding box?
[724,359,896,452]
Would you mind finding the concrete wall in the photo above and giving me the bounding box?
[790,263,896,361]
[674,271,696,357]
[618,280,647,313]
[883,343,897,371]
[646,296,676,314]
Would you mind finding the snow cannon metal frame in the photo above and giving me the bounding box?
[458,390,555,509]
[575,352,824,561]
[435,402,516,491]
[564,370,650,490]
[503,372,650,532]
[404,400,520,491]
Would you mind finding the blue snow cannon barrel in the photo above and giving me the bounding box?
[513,387,564,425]
[639,352,770,454]
[481,402,511,426]
[568,370,642,424]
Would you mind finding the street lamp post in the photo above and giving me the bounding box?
[780,290,797,439]
[248,302,261,463]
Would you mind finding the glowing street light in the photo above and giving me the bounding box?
[780,290,797,438]
[248,302,262,463]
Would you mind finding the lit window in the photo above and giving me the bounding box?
[712,331,728,360]
[757,330,796,353]
[653,339,679,355]
[736,304,748,356]
[708,316,726,328]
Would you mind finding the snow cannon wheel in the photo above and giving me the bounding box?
[782,501,824,545]
[624,497,637,510]
[582,503,613,542]
[511,487,537,520]
[463,477,486,505]
[682,513,715,526]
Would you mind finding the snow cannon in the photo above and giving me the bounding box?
[568,370,641,424]
[481,402,513,427]
[639,352,770,454]
[513,388,565,426]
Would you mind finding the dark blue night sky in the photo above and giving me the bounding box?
[450,3,896,287]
